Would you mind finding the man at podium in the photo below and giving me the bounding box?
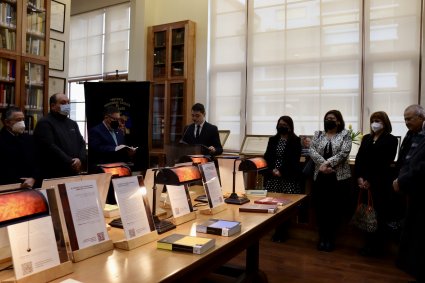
[180,103,223,156]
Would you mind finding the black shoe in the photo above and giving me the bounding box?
[324,241,334,252]
[317,241,325,251]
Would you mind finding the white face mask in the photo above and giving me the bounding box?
[371,122,383,133]
[12,121,25,134]
[59,104,71,116]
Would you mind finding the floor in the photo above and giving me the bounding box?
[226,231,415,283]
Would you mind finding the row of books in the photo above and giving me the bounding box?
[25,63,44,85]
[0,28,16,50]
[157,197,293,255]
[0,58,15,81]
[26,12,45,36]
[27,0,45,12]
[25,88,43,110]
[0,83,14,106]
[0,2,17,28]
[26,36,45,56]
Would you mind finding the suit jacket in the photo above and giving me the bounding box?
[263,134,302,181]
[181,122,223,156]
[396,133,425,280]
[88,122,128,170]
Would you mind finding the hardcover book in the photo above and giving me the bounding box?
[239,203,278,214]
[254,197,292,206]
[196,219,241,237]
[157,234,215,254]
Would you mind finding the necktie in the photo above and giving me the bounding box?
[196,125,200,138]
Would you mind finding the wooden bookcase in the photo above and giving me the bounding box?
[146,20,195,166]
[0,0,50,133]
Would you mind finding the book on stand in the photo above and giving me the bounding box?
[254,197,292,206]
[239,203,278,214]
[196,219,241,237]
[157,234,215,254]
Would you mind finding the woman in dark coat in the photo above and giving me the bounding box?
[264,116,302,242]
[355,111,398,256]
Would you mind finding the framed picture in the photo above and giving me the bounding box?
[240,135,271,156]
[49,76,66,97]
[49,39,65,71]
[51,0,66,33]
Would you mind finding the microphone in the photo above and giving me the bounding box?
[180,124,193,144]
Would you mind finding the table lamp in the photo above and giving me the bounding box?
[178,155,211,165]
[98,162,131,178]
[224,156,268,205]
[0,188,50,228]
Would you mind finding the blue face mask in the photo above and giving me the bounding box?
[59,104,71,116]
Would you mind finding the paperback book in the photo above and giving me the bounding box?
[239,203,278,214]
[196,219,241,237]
[254,197,292,206]
[157,234,215,255]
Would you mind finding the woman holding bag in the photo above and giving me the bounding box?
[310,110,352,252]
[354,111,398,256]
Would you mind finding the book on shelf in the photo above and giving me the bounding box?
[157,234,215,255]
[254,197,292,206]
[196,219,241,237]
[239,203,278,214]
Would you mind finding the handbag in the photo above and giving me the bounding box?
[351,189,378,233]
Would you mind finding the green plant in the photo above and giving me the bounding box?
[348,124,362,145]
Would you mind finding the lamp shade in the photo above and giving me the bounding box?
[0,189,49,227]
[178,155,211,165]
[156,165,202,185]
[98,162,131,178]
[238,157,267,171]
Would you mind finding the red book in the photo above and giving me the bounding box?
[254,197,292,206]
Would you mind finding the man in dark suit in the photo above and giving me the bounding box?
[88,106,136,172]
[393,104,425,283]
[0,107,38,187]
[180,103,223,156]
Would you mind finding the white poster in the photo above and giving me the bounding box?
[200,162,225,208]
[166,185,191,217]
[7,216,60,279]
[65,180,109,249]
[112,176,152,240]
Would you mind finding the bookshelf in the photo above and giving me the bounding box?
[0,0,49,132]
[147,20,195,166]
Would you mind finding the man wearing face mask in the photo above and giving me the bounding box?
[0,107,38,187]
[87,106,136,172]
[33,93,87,179]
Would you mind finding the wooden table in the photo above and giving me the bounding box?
[29,194,306,283]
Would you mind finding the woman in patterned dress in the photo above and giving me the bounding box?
[310,110,352,252]
[264,116,302,242]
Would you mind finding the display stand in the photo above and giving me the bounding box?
[71,240,114,263]
[1,261,73,283]
[113,230,158,251]
[171,211,197,226]
[199,204,227,215]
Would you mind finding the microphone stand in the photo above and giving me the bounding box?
[151,168,176,234]
[224,157,250,205]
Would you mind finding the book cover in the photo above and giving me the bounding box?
[239,203,278,214]
[103,204,120,218]
[254,197,292,206]
[196,219,241,237]
[157,234,215,255]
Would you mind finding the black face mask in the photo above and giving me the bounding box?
[110,120,119,130]
[324,120,337,131]
[277,126,289,135]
